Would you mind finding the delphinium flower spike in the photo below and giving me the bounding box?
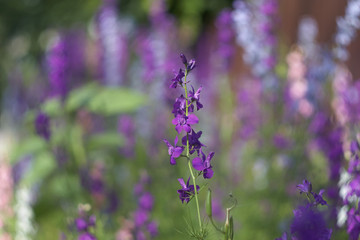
[163,53,216,237]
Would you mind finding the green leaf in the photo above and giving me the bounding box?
[41,97,62,116]
[21,150,56,186]
[87,87,146,115]
[65,83,99,112]
[87,132,125,149]
[10,136,47,164]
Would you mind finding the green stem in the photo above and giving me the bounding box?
[184,69,202,230]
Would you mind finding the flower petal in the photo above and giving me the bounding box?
[192,157,206,171]
[203,168,214,179]
[175,125,183,134]
[172,146,184,158]
[187,114,199,125]
[178,178,187,189]
[170,156,177,165]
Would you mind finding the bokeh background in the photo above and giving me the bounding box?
[1,0,359,239]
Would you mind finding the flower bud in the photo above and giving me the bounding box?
[180,53,187,65]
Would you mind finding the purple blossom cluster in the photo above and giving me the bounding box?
[163,54,215,203]
[276,180,332,240]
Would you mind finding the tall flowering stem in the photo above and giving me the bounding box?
[164,54,214,236]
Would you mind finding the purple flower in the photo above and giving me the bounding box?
[312,190,327,206]
[291,205,332,240]
[172,114,199,134]
[180,53,188,65]
[177,177,199,203]
[134,209,149,227]
[171,95,187,117]
[189,86,203,111]
[170,69,185,88]
[192,151,215,179]
[347,208,360,240]
[163,136,184,165]
[75,218,88,231]
[78,232,96,240]
[296,179,312,194]
[139,192,154,211]
[35,112,51,141]
[147,221,158,237]
[182,129,205,155]
[180,53,196,72]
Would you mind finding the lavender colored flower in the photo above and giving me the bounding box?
[182,129,205,155]
[147,221,158,237]
[169,69,185,88]
[163,136,184,165]
[171,95,187,116]
[189,86,203,111]
[192,151,215,179]
[291,205,332,240]
[75,218,88,231]
[134,209,149,227]
[177,177,199,204]
[35,112,51,141]
[172,114,199,134]
[296,179,312,194]
[139,192,154,211]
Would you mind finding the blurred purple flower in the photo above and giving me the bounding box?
[296,179,312,194]
[291,205,332,240]
[139,192,154,211]
[134,209,149,228]
[147,221,158,237]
